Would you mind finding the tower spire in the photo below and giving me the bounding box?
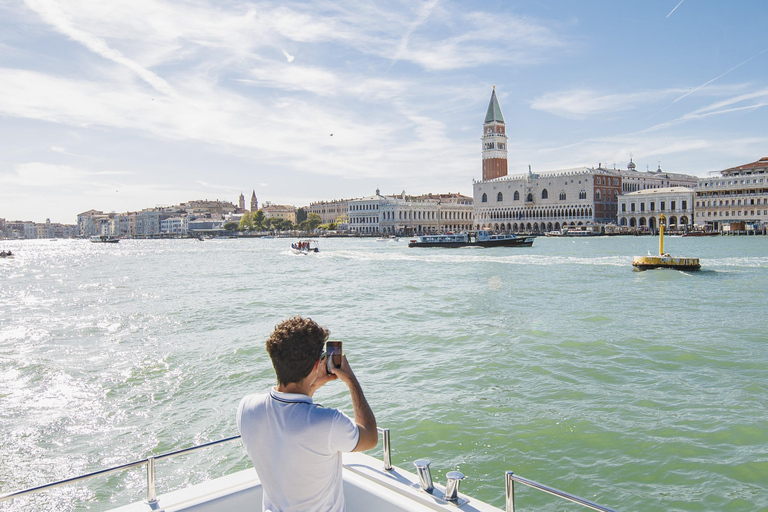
[481,86,508,181]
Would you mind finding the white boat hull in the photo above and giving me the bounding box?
[108,452,501,512]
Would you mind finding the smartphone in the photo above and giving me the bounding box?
[326,341,342,374]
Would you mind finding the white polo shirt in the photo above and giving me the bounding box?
[237,388,359,512]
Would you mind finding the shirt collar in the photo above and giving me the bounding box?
[270,387,313,404]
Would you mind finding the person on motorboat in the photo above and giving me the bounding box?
[237,316,377,512]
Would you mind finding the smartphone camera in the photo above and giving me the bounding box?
[326,341,342,374]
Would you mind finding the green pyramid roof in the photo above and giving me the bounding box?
[484,87,505,124]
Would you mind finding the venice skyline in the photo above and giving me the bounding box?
[1,0,767,224]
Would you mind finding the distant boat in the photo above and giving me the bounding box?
[291,240,319,254]
[562,225,601,237]
[408,230,533,248]
[89,235,119,243]
[681,231,718,237]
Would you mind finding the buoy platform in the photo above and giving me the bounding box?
[632,214,701,271]
[632,254,701,270]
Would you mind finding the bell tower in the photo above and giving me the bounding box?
[482,86,508,181]
[250,191,258,212]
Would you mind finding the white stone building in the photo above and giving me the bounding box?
[474,166,622,233]
[348,190,473,235]
[160,216,189,235]
[618,187,694,232]
[618,158,698,192]
[308,199,352,224]
[694,156,768,231]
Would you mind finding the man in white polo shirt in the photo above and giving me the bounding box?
[237,316,377,512]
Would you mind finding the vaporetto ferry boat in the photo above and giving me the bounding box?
[0,428,619,512]
[408,230,534,248]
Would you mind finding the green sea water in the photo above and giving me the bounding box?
[1,236,767,511]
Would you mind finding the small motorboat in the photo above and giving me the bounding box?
[291,240,319,254]
[90,235,119,243]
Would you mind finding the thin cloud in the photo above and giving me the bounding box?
[24,0,175,96]
[530,89,683,119]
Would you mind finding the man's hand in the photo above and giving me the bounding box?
[331,355,377,452]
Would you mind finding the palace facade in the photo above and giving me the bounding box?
[348,190,473,235]
[617,187,694,231]
[694,157,768,231]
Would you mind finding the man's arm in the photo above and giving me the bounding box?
[331,355,378,452]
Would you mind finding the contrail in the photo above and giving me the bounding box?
[673,47,768,104]
[642,46,768,123]
[666,0,685,18]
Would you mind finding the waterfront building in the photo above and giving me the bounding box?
[618,158,698,192]
[617,187,694,231]
[110,213,134,238]
[261,203,296,224]
[178,200,238,218]
[36,219,56,239]
[308,199,352,225]
[77,210,113,237]
[348,190,473,235]
[160,216,189,235]
[134,209,162,237]
[474,166,622,233]
[694,157,768,231]
[188,218,224,232]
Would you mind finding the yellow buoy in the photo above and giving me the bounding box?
[632,214,701,271]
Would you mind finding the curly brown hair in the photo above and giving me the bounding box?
[266,316,329,385]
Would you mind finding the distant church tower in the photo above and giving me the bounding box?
[482,86,508,181]
[239,192,245,210]
[250,191,258,212]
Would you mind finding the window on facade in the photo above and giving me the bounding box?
[595,190,601,200]
[661,201,665,211]
[640,203,645,212]
[671,201,676,210]
[482,193,487,203]
[514,191,520,201]
[622,203,626,212]
[650,202,655,211]
[541,189,548,199]
[559,191,566,200]
[682,200,687,210]
[526,193,533,202]
[497,192,503,201]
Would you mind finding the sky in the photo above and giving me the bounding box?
[1,0,767,224]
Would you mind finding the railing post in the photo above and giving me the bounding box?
[146,456,157,505]
[381,428,392,471]
[505,471,515,512]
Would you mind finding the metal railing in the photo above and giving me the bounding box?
[2,426,619,512]
[0,428,392,506]
[505,471,619,512]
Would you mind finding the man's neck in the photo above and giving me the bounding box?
[276,380,312,397]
